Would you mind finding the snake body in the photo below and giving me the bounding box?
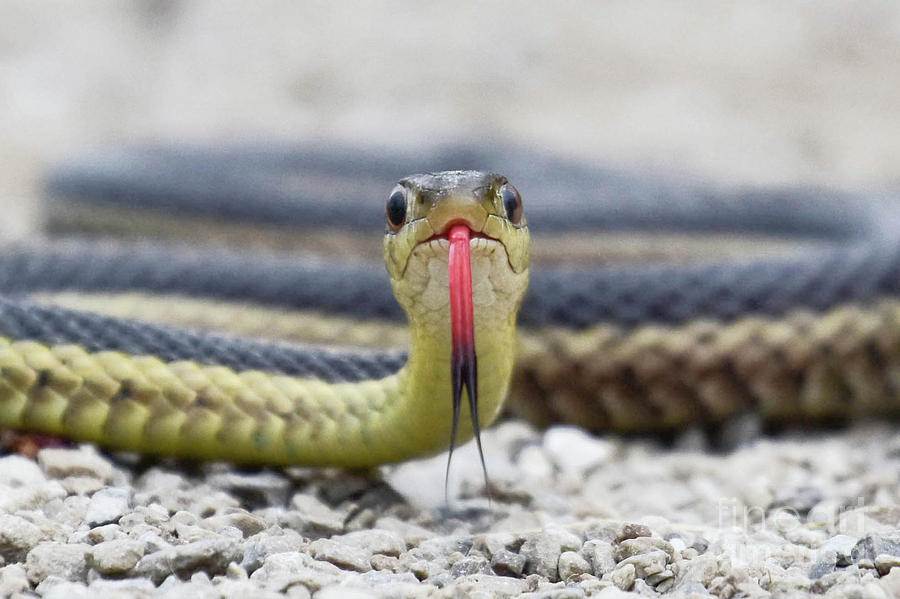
[0,170,530,466]
[1,143,900,466]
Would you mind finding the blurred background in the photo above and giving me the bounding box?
[2,1,900,239]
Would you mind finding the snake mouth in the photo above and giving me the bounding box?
[446,224,489,494]
[421,228,496,246]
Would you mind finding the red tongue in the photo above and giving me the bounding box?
[448,225,474,357]
[447,224,489,498]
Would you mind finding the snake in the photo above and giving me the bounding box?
[2,142,900,470]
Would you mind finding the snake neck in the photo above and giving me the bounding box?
[372,239,528,463]
[390,308,518,458]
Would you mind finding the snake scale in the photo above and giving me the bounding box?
[2,142,900,467]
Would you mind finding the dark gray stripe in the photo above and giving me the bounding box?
[3,237,900,329]
[27,142,900,339]
[46,143,873,237]
[0,295,406,382]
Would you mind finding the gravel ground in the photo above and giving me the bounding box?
[1,422,899,598]
[3,3,900,598]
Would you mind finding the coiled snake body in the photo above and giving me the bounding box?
[2,143,900,467]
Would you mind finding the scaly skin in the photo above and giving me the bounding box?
[0,171,530,466]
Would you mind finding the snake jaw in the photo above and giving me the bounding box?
[447,224,490,496]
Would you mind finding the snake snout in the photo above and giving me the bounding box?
[425,197,489,237]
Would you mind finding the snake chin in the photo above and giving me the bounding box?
[391,236,526,333]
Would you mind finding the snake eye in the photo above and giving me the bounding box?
[386,186,407,232]
[500,183,523,225]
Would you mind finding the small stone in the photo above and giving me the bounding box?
[582,522,618,543]
[617,550,667,579]
[417,535,474,561]
[582,539,616,577]
[473,532,519,560]
[132,469,187,504]
[38,446,113,481]
[358,569,421,588]
[399,555,442,581]
[852,534,900,563]
[25,542,90,585]
[875,554,900,576]
[881,568,900,597]
[0,564,30,596]
[53,495,91,529]
[86,539,144,576]
[138,532,171,554]
[452,573,528,596]
[203,510,266,538]
[85,524,123,544]
[614,524,652,543]
[839,506,900,537]
[370,554,399,572]
[810,550,839,579]
[190,570,211,584]
[520,529,583,581]
[0,479,67,513]
[421,571,451,588]
[491,549,526,577]
[671,555,721,592]
[614,537,675,562]
[173,522,219,543]
[0,514,44,562]
[289,494,345,537]
[309,538,372,572]
[133,538,242,584]
[820,535,859,566]
[785,525,826,548]
[333,529,407,557]
[225,561,248,580]
[316,586,377,599]
[373,517,434,546]
[691,538,709,554]
[249,551,343,592]
[558,551,591,580]
[589,585,633,598]
[449,555,491,578]
[608,563,635,591]
[645,569,675,587]
[680,548,699,560]
[190,490,241,519]
[542,426,615,476]
[39,579,90,599]
[87,578,157,596]
[0,455,46,487]
[157,574,180,591]
[240,528,306,574]
[85,487,131,527]
[666,535,687,553]
[171,510,200,527]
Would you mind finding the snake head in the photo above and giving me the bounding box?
[383,171,530,280]
[383,170,531,340]
[383,171,531,496]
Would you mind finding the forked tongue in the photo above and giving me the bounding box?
[446,224,490,500]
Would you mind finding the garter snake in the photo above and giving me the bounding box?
[0,170,530,470]
[2,143,900,469]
